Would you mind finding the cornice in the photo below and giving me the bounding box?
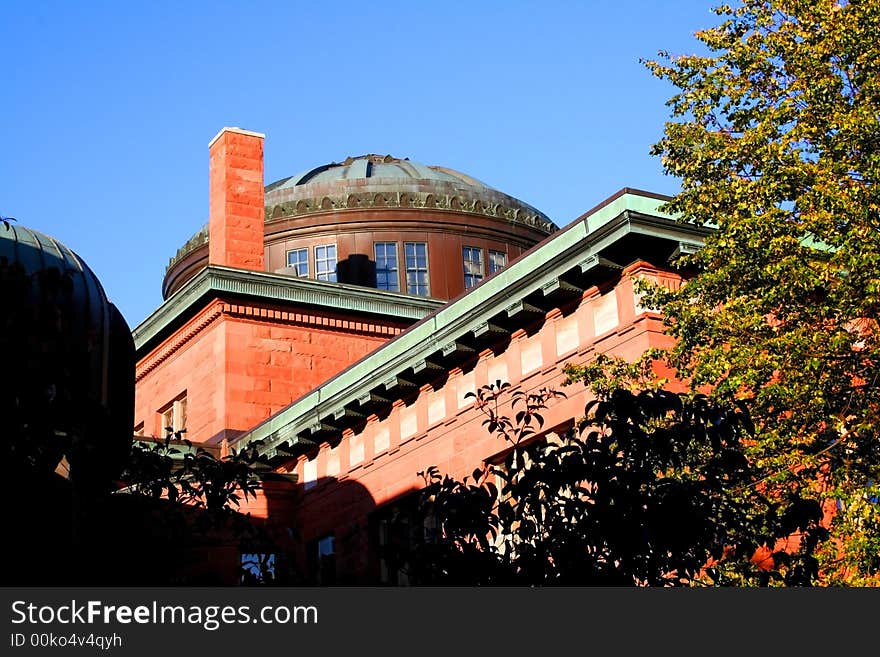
[134,265,443,356]
[235,190,706,461]
[167,225,208,272]
[135,299,406,382]
[222,303,405,337]
[264,190,556,234]
[135,302,223,381]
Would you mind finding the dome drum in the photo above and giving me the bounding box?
[164,149,557,301]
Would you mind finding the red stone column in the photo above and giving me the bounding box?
[208,127,265,270]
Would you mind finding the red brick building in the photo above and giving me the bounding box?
[133,127,708,583]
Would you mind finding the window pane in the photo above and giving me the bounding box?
[313,535,336,585]
[318,536,334,557]
[161,408,173,433]
[286,248,309,277]
[489,250,507,274]
[404,242,429,296]
[159,393,187,436]
[463,246,483,289]
[241,553,276,584]
[177,397,187,432]
[315,244,337,282]
[374,242,399,292]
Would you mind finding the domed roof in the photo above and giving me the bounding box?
[0,221,134,482]
[266,154,492,193]
[0,222,109,315]
[262,153,555,231]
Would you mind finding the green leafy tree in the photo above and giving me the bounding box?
[644,0,880,584]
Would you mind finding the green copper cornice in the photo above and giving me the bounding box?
[133,265,444,354]
[236,189,711,459]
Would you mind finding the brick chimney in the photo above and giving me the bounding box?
[208,127,265,270]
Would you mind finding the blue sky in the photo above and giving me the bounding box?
[0,0,715,327]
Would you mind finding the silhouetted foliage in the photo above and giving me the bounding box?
[118,432,302,585]
[400,374,826,586]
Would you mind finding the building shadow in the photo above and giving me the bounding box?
[262,473,427,586]
[267,474,378,585]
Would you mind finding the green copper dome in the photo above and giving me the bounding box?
[0,222,110,334]
[0,222,134,485]
[266,154,493,192]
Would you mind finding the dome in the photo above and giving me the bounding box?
[266,154,493,191]
[0,223,110,331]
[262,154,554,230]
[164,151,557,299]
[0,222,134,484]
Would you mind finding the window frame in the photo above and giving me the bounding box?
[286,247,309,277]
[158,393,187,437]
[374,241,400,292]
[404,241,430,297]
[308,534,336,585]
[314,243,338,282]
[488,249,507,275]
[463,245,484,289]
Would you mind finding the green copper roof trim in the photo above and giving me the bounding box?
[582,192,677,233]
[133,265,444,353]
[236,189,708,456]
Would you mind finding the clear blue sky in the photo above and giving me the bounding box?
[0,0,715,327]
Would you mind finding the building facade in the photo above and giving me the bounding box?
[133,127,707,583]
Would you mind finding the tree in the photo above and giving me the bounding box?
[643,0,880,583]
[117,433,299,585]
[401,367,819,586]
